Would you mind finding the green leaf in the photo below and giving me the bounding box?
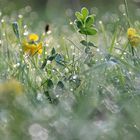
[80,40,97,47]
[55,54,65,66]
[79,27,97,35]
[12,22,20,39]
[81,7,89,20]
[80,40,87,46]
[85,15,94,27]
[75,12,83,21]
[86,28,97,35]
[85,47,91,54]
[44,91,52,102]
[41,58,47,69]
[47,79,54,89]
[57,81,64,90]
[51,47,56,55]
[47,55,55,61]
[88,42,97,47]
[75,20,83,29]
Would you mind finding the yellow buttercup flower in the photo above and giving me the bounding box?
[23,41,43,56]
[22,33,43,56]
[127,28,140,47]
[127,28,137,38]
[129,35,140,47]
[28,33,39,42]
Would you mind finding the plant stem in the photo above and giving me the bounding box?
[124,0,131,27]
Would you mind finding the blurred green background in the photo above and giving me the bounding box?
[0,0,140,22]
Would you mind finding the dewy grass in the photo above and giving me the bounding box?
[0,0,140,140]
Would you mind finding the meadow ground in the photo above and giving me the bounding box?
[0,0,140,140]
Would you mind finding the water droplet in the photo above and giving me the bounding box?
[56,94,60,98]
[123,13,126,16]
[47,30,51,35]
[72,52,76,56]
[23,31,29,36]
[99,21,102,24]
[1,19,4,23]
[64,68,69,73]
[70,88,73,91]
[18,14,23,19]
[73,75,77,80]
[70,45,74,49]
[24,25,27,29]
[47,60,51,65]
[2,33,5,36]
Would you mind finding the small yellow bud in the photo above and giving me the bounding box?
[127,28,140,47]
[28,33,39,42]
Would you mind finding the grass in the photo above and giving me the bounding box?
[0,1,140,140]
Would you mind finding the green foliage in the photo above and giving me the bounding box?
[12,22,20,39]
[1,2,140,140]
[75,7,97,35]
[80,40,97,47]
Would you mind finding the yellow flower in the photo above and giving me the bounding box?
[127,28,140,47]
[28,33,39,42]
[23,41,43,56]
[127,28,137,38]
[129,35,140,47]
[0,79,23,95]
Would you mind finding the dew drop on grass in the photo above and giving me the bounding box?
[70,88,73,91]
[18,14,23,19]
[24,25,27,29]
[69,21,73,25]
[1,19,4,23]
[96,48,100,52]
[56,94,60,98]
[64,68,69,73]
[52,69,55,73]
[23,31,29,36]
[123,13,126,16]
[73,75,78,80]
[128,71,132,75]
[46,60,51,65]
[115,42,119,46]
[99,21,102,24]
[72,52,76,56]
[56,45,60,48]
[70,45,74,49]
[47,30,52,35]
